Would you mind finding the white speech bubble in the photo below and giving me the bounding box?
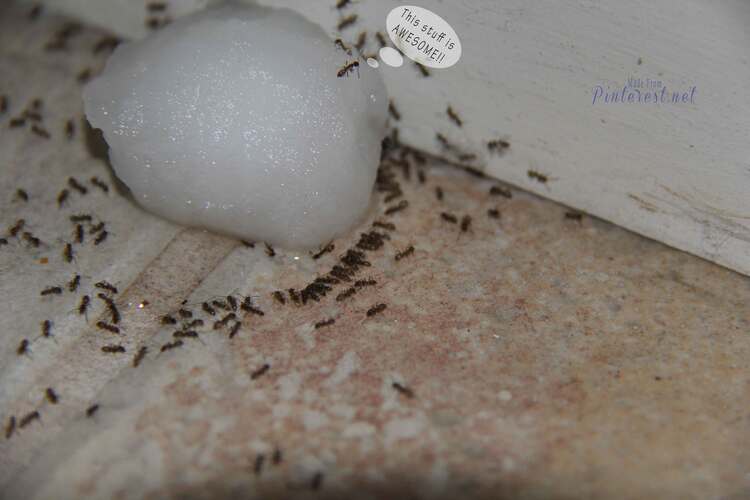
[386,5,462,69]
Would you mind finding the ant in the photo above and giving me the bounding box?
[440,212,458,224]
[63,242,74,263]
[336,287,357,302]
[94,230,108,245]
[90,177,109,193]
[314,318,335,329]
[68,177,87,195]
[41,320,52,338]
[96,321,120,334]
[19,411,40,428]
[101,345,125,353]
[388,100,401,121]
[312,241,335,259]
[74,224,84,244]
[253,454,265,475]
[202,302,216,316]
[272,291,286,304]
[489,185,512,198]
[5,416,16,439]
[446,106,462,127]
[78,295,90,315]
[250,363,270,380]
[337,61,360,78]
[392,382,415,398]
[133,346,148,367]
[57,189,70,207]
[334,38,351,54]
[366,303,387,317]
[337,14,357,31]
[17,339,30,356]
[160,340,183,353]
[65,119,75,140]
[45,388,59,404]
[161,314,177,325]
[95,281,118,294]
[487,138,510,153]
[9,219,25,238]
[527,170,549,183]
[384,200,408,215]
[228,321,242,339]
[395,246,415,261]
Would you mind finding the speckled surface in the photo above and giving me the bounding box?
[1,4,749,500]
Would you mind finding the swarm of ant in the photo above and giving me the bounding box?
[0,3,534,494]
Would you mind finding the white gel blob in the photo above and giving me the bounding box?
[83,3,387,248]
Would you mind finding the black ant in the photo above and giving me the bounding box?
[17,339,30,356]
[228,321,242,339]
[384,200,408,215]
[42,320,52,338]
[337,14,357,30]
[440,212,458,224]
[489,185,512,198]
[57,189,70,207]
[78,295,90,315]
[336,287,357,302]
[68,177,89,194]
[160,340,183,353]
[250,363,270,380]
[8,219,25,238]
[101,345,125,353]
[314,318,335,329]
[446,106,462,126]
[202,302,216,316]
[19,411,40,428]
[312,241,335,259]
[366,303,387,317]
[31,125,50,139]
[133,346,148,367]
[527,170,549,183]
[5,416,16,439]
[395,246,414,261]
[65,119,75,140]
[95,281,118,294]
[392,382,415,398]
[96,321,120,334]
[460,215,472,233]
[63,242,74,263]
[388,100,401,121]
[90,177,109,193]
[253,454,265,475]
[161,314,177,325]
[272,291,286,304]
[45,388,59,404]
[94,230,108,245]
[337,60,360,78]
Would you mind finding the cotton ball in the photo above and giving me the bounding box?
[83,3,387,249]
